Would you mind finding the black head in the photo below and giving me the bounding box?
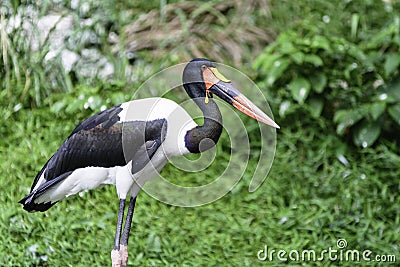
[182,58,217,99]
[182,58,280,129]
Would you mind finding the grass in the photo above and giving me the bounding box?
[1,105,399,266]
[1,0,399,266]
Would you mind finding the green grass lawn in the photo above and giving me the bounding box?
[1,106,398,266]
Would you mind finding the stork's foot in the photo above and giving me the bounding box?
[120,245,129,267]
[111,249,122,267]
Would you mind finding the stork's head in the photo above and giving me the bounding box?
[182,58,280,128]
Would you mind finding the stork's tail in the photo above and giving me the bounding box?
[18,196,56,212]
[19,171,72,212]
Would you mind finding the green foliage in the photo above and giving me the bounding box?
[269,0,400,40]
[49,82,130,121]
[254,17,400,147]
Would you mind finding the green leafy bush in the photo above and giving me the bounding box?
[254,17,400,147]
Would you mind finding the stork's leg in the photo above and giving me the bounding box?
[120,196,137,267]
[111,198,126,267]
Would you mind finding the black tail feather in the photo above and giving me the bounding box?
[19,200,57,212]
[19,171,73,212]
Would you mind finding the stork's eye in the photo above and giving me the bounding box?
[201,65,207,71]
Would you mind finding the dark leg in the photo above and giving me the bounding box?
[111,199,125,267]
[121,197,137,246]
[120,197,137,267]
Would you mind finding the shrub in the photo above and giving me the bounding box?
[254,17,400,147]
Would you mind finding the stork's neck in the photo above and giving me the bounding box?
[185,97,223,153]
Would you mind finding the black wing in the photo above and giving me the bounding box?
[28,103,167,191]
[44,119,167,182]
[69,104,123,136]
[27,104,123,191]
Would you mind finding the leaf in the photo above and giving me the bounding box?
[334,109,364,135]
[280,41,296,54]
[253,53,281,72]
[369,102,386,120]
[348,44,366,61]
[367,25,394,48]
[279,100,291,118]
[310,73,327,93]
[387,77,400,101]
[388,104,400,125]
[353,120,381,148]
[87,95,103,110]
[304,54,323,66]
[290,51,305,64]
[66,99,85,113]
[289,77,311,104]
[267,58,290,85]
[50,99,66,113]
[311,35,330,51]
[307,97,324,118]
[384,53,400,76]
[351,13,359,39]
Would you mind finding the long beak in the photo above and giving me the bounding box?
[210,81,280,129]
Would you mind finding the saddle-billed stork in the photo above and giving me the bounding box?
[19,58,279,267]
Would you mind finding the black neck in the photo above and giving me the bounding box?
[185,97,223,153]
